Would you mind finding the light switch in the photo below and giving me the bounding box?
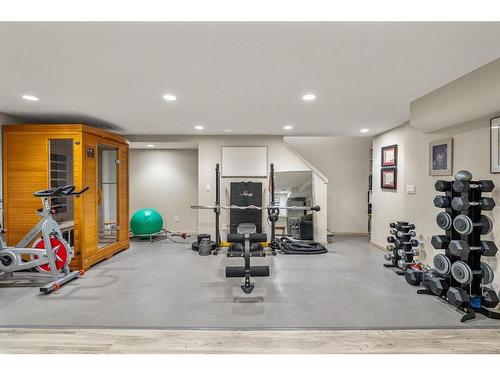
[174,216,179,223]
[407,184,416,194]
[205,184,211,192]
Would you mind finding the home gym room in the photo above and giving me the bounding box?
[1,18,500,357]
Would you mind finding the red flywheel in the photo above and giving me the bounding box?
[32,237,71,272]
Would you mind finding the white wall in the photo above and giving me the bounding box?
[371,118,500,293]
[285,136,372,234]
[129,149,198,233]
[371,125,406,246]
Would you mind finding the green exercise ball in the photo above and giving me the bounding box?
[130,208,163,238]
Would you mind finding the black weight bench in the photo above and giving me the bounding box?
[226,231,269,294]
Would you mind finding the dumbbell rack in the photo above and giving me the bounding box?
[425,172,500,322]
[384,221,418,275]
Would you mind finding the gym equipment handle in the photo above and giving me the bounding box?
[191,204,320,211]
[34,186,66,197]
[34,185,90,197]
[227,233,268,243]
[226,266,270,278]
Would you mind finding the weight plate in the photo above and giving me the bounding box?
[191,241,217,251]
[480,215,493,235]
[31,236,71,272]
[451,260,473,284]
[433,254,451,275]
[436,212,452,230]
[481,262,495,284]
[453,214,473,235]
[197,233,211,242]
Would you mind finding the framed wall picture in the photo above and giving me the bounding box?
[429,138,453,176]
[381,144,397,167]
[490,117,500,173]
[381,168,397,190]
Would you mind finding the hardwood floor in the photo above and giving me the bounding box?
[1,328,499,354]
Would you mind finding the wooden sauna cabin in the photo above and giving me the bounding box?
[2,124,129,270]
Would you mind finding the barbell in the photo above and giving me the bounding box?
[190,204,320,211]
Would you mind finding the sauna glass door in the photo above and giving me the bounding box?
[98,144,119,249]
[49,139,75,246]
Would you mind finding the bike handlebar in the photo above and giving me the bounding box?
[34,185,89,197]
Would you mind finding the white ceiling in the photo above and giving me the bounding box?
[1,22,500,136]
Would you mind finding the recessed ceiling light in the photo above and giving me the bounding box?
[163,94,177,102]
[302,93,316,101]
[360,128,370,133]
[22,94,39,102]
[283,125,293,130]
[223,129,232,133]
[147,144,155,148]
[194,125,204,130]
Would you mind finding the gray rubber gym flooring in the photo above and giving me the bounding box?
[1,235,500,329]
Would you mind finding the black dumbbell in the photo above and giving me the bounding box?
[449,240,498,259]
[389,229,413,237]
[395,239,419,247]
[482,287,499,308]
[383,253,394,261]
[405,268,422,286]
[453,214,493,235]
[422,269,449,296]
[386,244,395,252]
[451,197,495,211]
[397,248,419,257]
[387,236,396,243]
[390,222,415,231]
[436,212,452,230]
[397,259,416,269]
[452,179,495,193]
[431,235,450,249]
[396,230,416,237]
[447,287,470,308]
[435,180,452,192]
[481,262,495,284]
[433,195,451,208]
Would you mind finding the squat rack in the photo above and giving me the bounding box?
[210,163,276,251]
[198,163,320,251]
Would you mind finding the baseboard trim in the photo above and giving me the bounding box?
[370,241,386,251]
[331,232,369,236]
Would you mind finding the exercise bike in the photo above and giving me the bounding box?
[0,185,88,294]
